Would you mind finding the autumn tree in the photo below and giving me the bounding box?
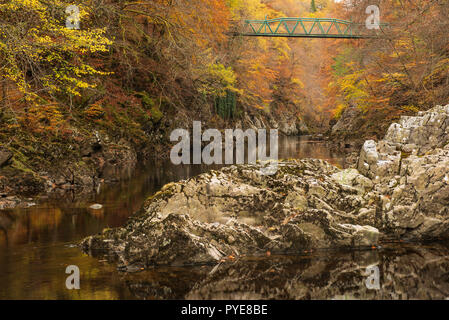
[0,0,112,104]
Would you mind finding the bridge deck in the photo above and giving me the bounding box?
[239,17,385,39]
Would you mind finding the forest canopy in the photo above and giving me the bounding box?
[0,0,448,138]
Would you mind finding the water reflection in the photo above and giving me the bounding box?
[278,136,346,167]
[120,243,449,300]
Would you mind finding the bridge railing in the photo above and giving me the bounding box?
[240,17,388,39]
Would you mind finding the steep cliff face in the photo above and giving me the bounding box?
[329,105,406,151]
[241,112,309,136]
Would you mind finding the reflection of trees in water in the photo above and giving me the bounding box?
[0,160,229,248]
[0,207,63,246]
[121,244,449,300]
[278,136,345,167]
[0,211,15,246]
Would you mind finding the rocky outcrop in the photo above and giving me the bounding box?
[358,104,449,181]
[357,105,449,240]
[381,146,449,240]
[82,159,382,269]
[331,106,363,137]
[0,130,138,206]
[82,104,449,270]
[243,112,309,136]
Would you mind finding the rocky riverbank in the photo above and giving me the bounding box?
[81,104,449,270]
[0,106,309,210]
[0,131,140,209]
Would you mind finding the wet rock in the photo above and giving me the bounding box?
[0,196,35,210]
[0,196,21,210]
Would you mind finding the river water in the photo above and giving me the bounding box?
[0,136,448,300]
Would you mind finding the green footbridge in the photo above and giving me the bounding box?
[239,17,386,39]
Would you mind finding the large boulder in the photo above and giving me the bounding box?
[381,145,449,240]
[356,104,449,240]
[82,159,381,269]
[358,104,449,182]
[384,104,449,154]
[357,140,401,182]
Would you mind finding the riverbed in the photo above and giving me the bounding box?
[1,136,448,300]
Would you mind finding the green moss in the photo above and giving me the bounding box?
[401,151,411,159]
[146,183,177,204]
[400,105,419,113]
[137,91,155,109]
[11,158,34,174]
[150,106,163,124]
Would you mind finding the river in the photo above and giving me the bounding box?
[1,136,448,300]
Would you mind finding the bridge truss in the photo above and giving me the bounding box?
[240,17,385,39]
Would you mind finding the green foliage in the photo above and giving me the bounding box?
[136,92,163,124]
[329,53,370,112]
[331,49,353,77]
[137,92,156,110]
[214,90,237,119]
[400,105,419,113]
[149,106,163,124]
[311,0,317,13]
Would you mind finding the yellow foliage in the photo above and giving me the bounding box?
[0,0,112,101]
[199,63,242,97]
[333,103,346,120]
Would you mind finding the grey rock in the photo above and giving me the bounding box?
[82,159,381,268]
[0,148,12,167]
[331,106,362,136]
[354,104,449,239]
